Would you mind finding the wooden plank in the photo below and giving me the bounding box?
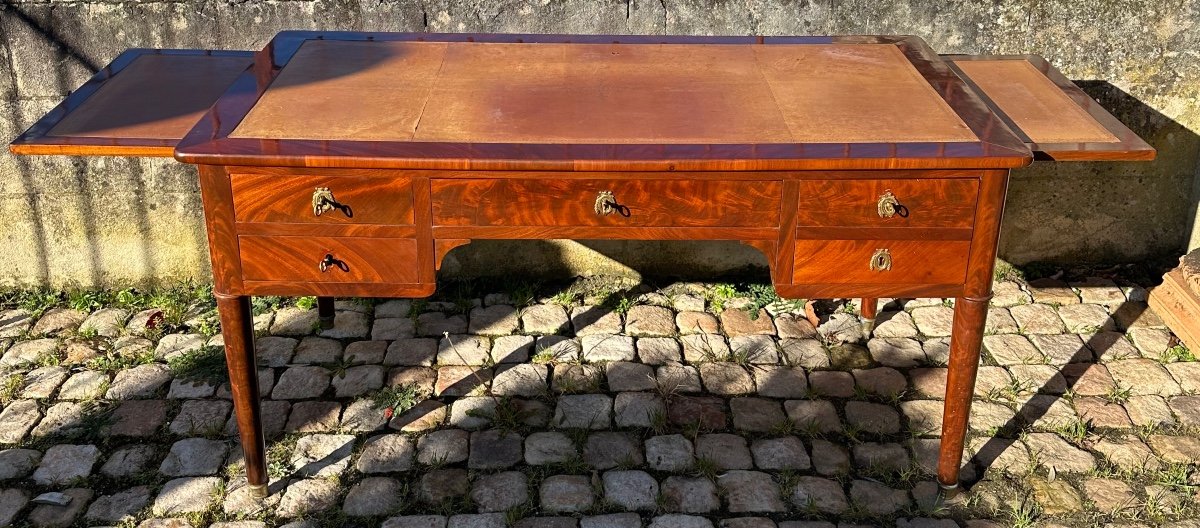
[1148,270,1200,353]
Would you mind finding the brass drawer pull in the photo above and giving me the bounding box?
[877,190,908,218]
[869,248,892,271]
[318,254,350,273]
[594,190,631,217]
[312,187,354,218]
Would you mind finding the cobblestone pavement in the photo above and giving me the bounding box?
[0,274,1197,528]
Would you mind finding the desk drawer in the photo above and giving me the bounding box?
[792,239,970,285]
[431,179,781,227]
[796,178,978,228]
[239,236,419,284]
[231,174,414,225]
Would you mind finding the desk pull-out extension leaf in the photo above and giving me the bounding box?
[945,54,1154,161]
[9,49,252,157]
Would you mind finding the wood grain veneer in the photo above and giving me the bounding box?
[239,235,419,284]
[796,178,979,228]
[431,179,781,227]
[792,239,971,286]
[231,174,414,225]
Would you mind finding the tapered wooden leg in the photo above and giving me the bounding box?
[216,293,268,498]
[317,296,336,330]
[860,297,878,336]
[937,295,990,488]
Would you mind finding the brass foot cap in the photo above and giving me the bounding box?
[319,317,335,330]
[860,318,875,336]
[248,483,269,499]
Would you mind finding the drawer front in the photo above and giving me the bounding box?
[431,179,781,227]
[231,174,414,225]
[240,236,419,284]
[795,178,978,228]
[792,239,971,285]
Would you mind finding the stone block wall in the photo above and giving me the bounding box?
[1,0,1198,287]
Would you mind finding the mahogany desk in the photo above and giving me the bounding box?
[10,32,1154,497]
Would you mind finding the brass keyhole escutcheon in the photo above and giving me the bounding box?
[594,190,630,217]
[876,190,909,219]
[870,248,892,272]
[312,187,354,218]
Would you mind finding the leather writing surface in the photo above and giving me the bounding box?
[952,59,1119,144]
[49,54,251,140]
[230,40,978,145]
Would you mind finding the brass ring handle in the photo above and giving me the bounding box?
[312,187,354,218]
[594,190,631,217]
[869,248,892,272]
[876,190,909,219]
[318,254,350,273]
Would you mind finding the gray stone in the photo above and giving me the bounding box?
[26,487,90,528]
[783,400,840,433]
[607,362,656,391]
[33,444,99,485]
[106,363,171,399]
[254,336,298,367]
[649,516,714,528]
[420,468,470,503]
[32,307,87,336]
[852,442,909,472]
[851,367,906,397]
[438,334,491,365]
[100,445,157,478]
[540,475,594,513]
[554,394,613,429]
[341,399,388,433]
[418,428,470,465]
[493,363,548,396]
[471,471,528,512]
[790,476,848,514]
[492,335,535,364]
[152,477,222,515]
[277,478,339,518]
[645,434,694,471]
[373,317,416,341]
[730,335,780,364]
[661,477,719,513]
[0,489,27,528]
[384,516,448,528]
[284,401,341,433]
[469,305,519,335]
[271,366,330,399]
[699,362,755,395]
[1023,432,1096,474]
[469,429,523,469]
[154,333,205,360]
[656,365,702,393]
[753,365,807,398]
[614,392,665,428]
[375,300,413,319]
[582,334,636,362]
[385,338,439,366]
[584,431,644,469]
[169,399,231,436]
[603,470,659,510]
[0,399,39,443]
[86,486,152,523]
[57,371,109,400]
[681,334,731,362]
[271,307,319,336]
[319,310,371,339]
[845,401,901,434]
[867,337,926,367]
[0,310,32,338]
[292,434,355,477]
[849,480,909,515]
[521,305,570,335]
[0,448,40,480]
[344,477,403,517]
[293,336,343,363]
[810,440,850,476]
[358,434,416,473]
[572,306,624,336]
[731,397,786,432]
[1010,304,1067,335]
[638,337,683,364]
[332,365,385,397]
[536,336,583,363]
[582,513,642,528]
[166,378,217,399]
[525,431,578,465]
[751,436,810,470]
[626,305,677,336]
[448,396,496,429]
[449,513,506,528]
[695,433,753,470]
[436,365,492,397]
[779,339,830,369]
[160,438,227,476]
[345,340,388,365]
[718,471,785,512]
[20,366,68,399]
[2,338,57,367]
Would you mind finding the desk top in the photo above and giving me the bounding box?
[10,32,1154,169]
